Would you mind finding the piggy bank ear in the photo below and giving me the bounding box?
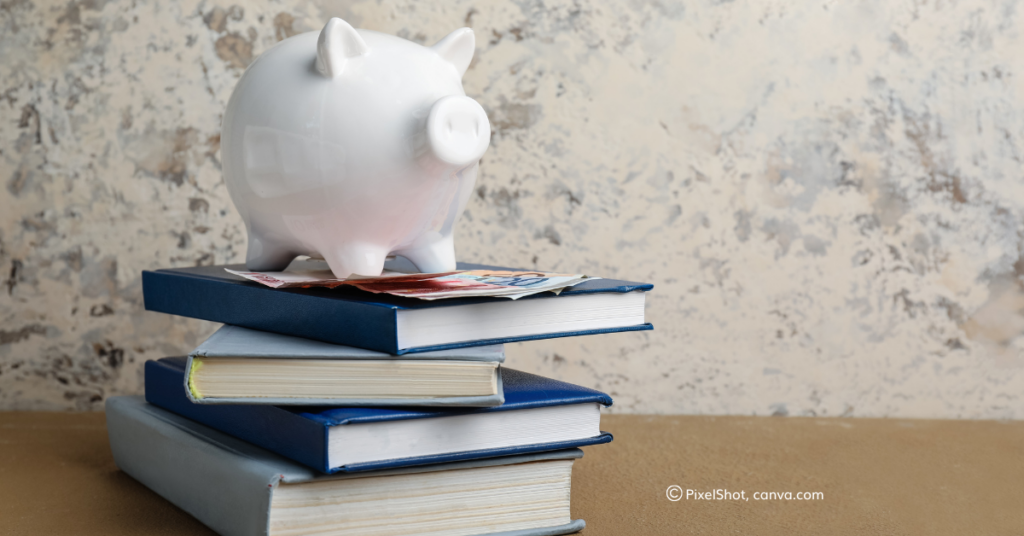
[316,18,369,78]
[431,28,475,77]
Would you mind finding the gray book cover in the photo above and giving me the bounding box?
[193,326,506,362]
[106,396,586,536]
[186,325,505,406]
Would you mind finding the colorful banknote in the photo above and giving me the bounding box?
[225,268,596,300]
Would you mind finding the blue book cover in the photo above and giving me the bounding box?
[145,357,614,474]
[141,261,653,354]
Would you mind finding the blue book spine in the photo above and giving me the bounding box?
[142,270,401,353]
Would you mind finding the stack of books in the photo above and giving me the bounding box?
[108,261,652,536]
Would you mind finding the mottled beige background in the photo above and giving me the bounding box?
[2,0,1023,418]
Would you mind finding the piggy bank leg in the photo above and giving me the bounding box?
[396,234,457,274]
[246,232,296,272]
[323,244,388,278]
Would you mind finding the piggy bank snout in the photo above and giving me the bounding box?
[426,95,491,167]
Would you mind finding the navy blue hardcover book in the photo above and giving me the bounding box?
[141,261,653,354]
[145,357,614,474]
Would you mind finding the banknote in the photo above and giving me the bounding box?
[224,268,460,289]
[225,267,596,300]
[361,271,594,300]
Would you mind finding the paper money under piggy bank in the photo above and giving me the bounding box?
[221,18,491,278]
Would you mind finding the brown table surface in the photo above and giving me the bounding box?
[1,411,1022,535]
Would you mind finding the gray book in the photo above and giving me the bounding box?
[106,396,586,536]
[105,395,585,536]
[185,325,505,406]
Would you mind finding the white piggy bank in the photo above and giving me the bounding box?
[221,18,490,278]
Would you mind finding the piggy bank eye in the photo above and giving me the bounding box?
[431,27,475,78]
[316,18,369,78]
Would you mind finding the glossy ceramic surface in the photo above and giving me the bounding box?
[221,18,490,277]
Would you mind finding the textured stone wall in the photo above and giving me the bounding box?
[2,0,1023,417]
